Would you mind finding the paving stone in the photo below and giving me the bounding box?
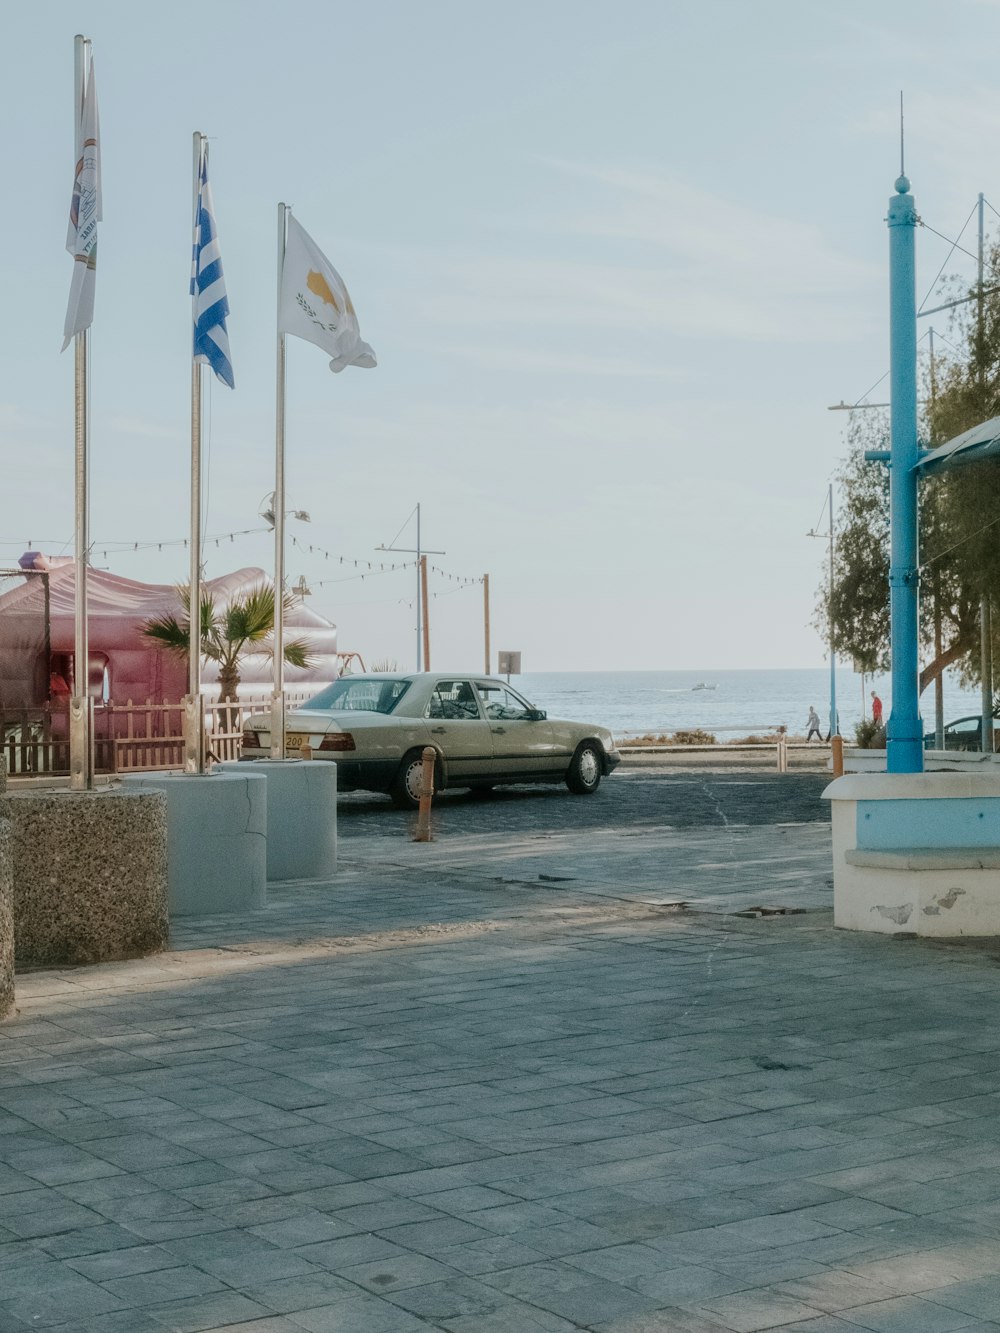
[143,1290,275,1331]
[590,1313,737,1333]
[833,1292,985,1330]
[484,1259,666,1324]
[66,1241,179,1281]
[101,1262,227,1305]
[336,1250,460,1292]
[437,1234,550,1275]
[37,1313,166,1333]
[692,1286,828,1330]
[5,785,1000,1329]
[930,1274,1000,1318]
[248,1212,355,1249]
[287,1295,439,1330]
[294,1233,409,1271]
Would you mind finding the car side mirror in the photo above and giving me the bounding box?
[526,708,546,721]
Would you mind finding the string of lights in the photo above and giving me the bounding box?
[289,535,484,588]
[290,534,414,575]
[3,529,486,593]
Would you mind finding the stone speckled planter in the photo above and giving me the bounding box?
[6,787,168,967]
[0,812,13,1020]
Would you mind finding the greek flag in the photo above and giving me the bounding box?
[191,145,234,388]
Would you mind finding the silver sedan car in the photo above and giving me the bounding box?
[242,672,620,808]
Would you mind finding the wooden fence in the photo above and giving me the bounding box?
[1,694,311,777]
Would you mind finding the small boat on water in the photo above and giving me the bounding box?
[691,683,718,691]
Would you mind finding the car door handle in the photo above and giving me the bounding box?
[430,726,446,734]
[491,727,506,734]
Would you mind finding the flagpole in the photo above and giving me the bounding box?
[70,33,93,791]
[271,202,289,760]
[185,132,206,774]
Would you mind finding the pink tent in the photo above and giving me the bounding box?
[0,563,340,708]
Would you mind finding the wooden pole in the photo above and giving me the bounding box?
[420,556,430,671]
[413,745,435,841]
[483,573,490,674]
[831,734,844,777]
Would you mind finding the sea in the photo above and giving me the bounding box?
[513,669,984,741]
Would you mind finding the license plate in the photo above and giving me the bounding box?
[286,733,306,749]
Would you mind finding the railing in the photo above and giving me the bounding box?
[1,693,312,777]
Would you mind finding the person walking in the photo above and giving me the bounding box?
[806,706,822,742]
[871,690,883,726]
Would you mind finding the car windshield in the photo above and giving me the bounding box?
[304,678,411,714]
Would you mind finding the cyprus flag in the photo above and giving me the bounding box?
[62,57,102,351]
[277,216,376,372]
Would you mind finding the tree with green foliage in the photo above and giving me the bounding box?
[143,583,311,701]
[820,242,1000,697]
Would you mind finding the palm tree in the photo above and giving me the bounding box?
[142,583,311,702]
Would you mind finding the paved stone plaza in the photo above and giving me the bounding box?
[4,768,1000,1330]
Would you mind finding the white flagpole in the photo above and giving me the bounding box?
[271,202,289,760]
[70,33,93,791]
[185,131,206,774]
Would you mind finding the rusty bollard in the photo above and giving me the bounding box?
[413,746,436,842]
[831,734,844,777]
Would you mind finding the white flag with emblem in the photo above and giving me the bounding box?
[277,215,376,373]
[62,56,102,351]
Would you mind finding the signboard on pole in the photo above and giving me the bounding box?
[498,651,521,679]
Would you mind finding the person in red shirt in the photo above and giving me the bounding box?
[871,691,883,725]
[49,670,71,699]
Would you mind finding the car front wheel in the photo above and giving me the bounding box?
[390,749,436,810]
[566,742,602,795]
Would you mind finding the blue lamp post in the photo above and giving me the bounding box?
[887,174,924,773]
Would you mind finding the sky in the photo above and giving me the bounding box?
[3,0,1000,673]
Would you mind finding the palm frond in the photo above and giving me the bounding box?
[283,638,312,670]
[142,578,310,689]
[224,584,277,647]
[142,614,190,655]
[142,586,223,662]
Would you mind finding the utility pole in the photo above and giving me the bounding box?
[483,573,491,674]
[420,556,430,671]
[827,485,838,738]
[927,326,945,751]
[376,503,443,672]
[977,194,995,754]
[807,487,838,739]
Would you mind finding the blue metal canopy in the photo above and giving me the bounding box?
[917,414,1000,476]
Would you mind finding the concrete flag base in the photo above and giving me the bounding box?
[220,759,337,881]
[122,770,266,916]
[5,786,168,967]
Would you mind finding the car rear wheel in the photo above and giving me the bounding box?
[566,742,602,795]
[390,749,436,809]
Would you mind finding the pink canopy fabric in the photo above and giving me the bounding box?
[0,564,339,707]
